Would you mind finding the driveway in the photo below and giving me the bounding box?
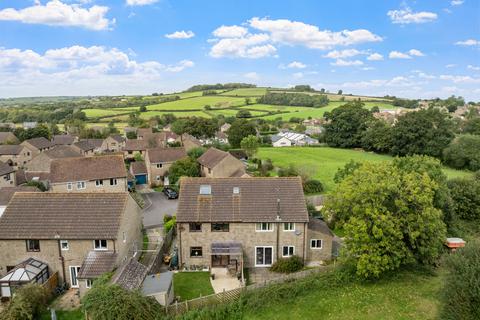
[142,191,178,229]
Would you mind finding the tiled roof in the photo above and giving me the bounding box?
[137,128,153,137]
[110,135,125,143]
[85,139,104,148]
[130,161,147,175]
[0,192,129,239]
[73,140,95,152]
[308,218,334,237]
[52,135,75,146]
[112,258,148,291]
[146,147,186,163]
[44,145,81,159]
[177,177,309,223]
[197,148,228,169]
[0,186,39,206]
[124,139,147,151]
[0,145,23,155]
[50,155,126,183]
[23,137,53,150]
[0,161,14,176]
[0,132,18,144]
[78,251,117,279]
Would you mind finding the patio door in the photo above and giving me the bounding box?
[69,266,81,288]
[212,255,229,267]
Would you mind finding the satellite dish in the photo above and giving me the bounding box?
[295,230,301,236]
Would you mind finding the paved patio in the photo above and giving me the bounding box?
[51,289,80,310]
[210,268,242,293]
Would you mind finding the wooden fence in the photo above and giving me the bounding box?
[165,267,330,316]
[148,227,175,274]
[42,272,58,294]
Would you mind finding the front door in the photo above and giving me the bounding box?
[212,255,229,267]
[69,266,81,288]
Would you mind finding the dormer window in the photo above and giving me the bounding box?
[199,185,211,195]
[233,187,240,194]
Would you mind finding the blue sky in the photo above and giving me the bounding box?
[0,0,479,99]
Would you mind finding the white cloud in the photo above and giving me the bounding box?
[389,51,412,59]
[455,39,480,46]
[408,49,425,57]
[324,49,363,59]
[331,59,363,67]
[213,25,248,38]
[209,33,276,59]
[243,72,259,80]
[165,30,195,39]
[467,65,480,71]
[451,0,464,6]
[0,45,194,96]
[445,64,457,68]
[280,61,306,69]
[367,53,383,61]
[126,0,159,6]
[0,1,114,30]
[387,7,437,24]
[249,17,382,50]
[440,74,480,83]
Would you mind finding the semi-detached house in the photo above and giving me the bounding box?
[49,155,127,192]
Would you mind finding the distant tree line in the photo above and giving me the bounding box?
[186,83,256,92]
[258,92,329,108]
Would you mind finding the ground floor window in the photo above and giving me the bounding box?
[190,246,203,257]
[310,239,323,249]
[69,266,81,288]
[282,245,295,257]
[86,279,94,288]
[255,246,273,266]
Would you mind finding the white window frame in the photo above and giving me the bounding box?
[283,222,295,232]
[255,246,274,267]
[310,239,323,249]
[93,239,108,251]
[282,245,295,257]
[110,178,117,186]
[95,179,103,187]
[69,266,81,288]
[156,175,161,181]
[86,279,93,289]
[76,181,86,190]
[67,182,73,191]
[60,240,69,251]
[256,222,273,232]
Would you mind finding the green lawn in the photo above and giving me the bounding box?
[174,272,214,301]
[139,110,211,119]
[147,96,246,111]
[257,147,471,192]
[220,87,267,96]
[40,309,84,320]
[244,268,443,320]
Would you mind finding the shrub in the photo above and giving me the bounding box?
[164,216,176,233]
[270,255,304,273]
[163,214,172,224]
[0,284,49,320]
[441,241,480,320]
[447,178,480,221]
[25,180,47,192]
[303,179,324,194]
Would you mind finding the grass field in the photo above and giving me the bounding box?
[244,268,443,320]
[147,96,246,111]
[220,87,267,96]
[257,147,471,192]
[173,272,214,301]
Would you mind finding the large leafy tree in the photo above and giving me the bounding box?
[172,117,218,139]
[361,119,393,153]
[324,101,373,148]
[240,135,259,157]
[390,108,455,158]
[443,134,480,171]
[227,119,257,148]
[325,161,446,279]
[168,157,200,185]
[447,178,480,221]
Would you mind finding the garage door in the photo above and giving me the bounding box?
[135,174,148,185]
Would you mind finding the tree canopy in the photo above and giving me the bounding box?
[227,119,257,148]
[443,134,480,171]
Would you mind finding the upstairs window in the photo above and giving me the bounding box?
[256,223,273,232]
[67,182,73,191]
[26,239,40,252]
[211,223,229,232]
[76,181,86,190]
[60,240,69,251]
[156,163,163,168]
[189,223,202,232]
[94,239,108,250]
[283,223,295,232]
[110,178,117,186]
[95,180,103,187]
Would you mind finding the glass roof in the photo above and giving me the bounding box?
[0,258,48,283]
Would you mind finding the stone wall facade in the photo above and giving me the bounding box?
[50,177,128,193]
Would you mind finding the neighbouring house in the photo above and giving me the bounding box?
[123,139,148,160]
[129,161,148,186]
[24,146,82,183]
[85,139,105,154]
[202,132,228,145]
[49,155,128,192]
[0,145,32,169]
[137,128,153,140]
[0,192,143,297]
[52,135,77,146]
[72,140,96,156]
[0,162,16,188]
[197,147,246,178]
[181,133,203,152]
[124,127,137,137]
[22,122,37,129]
[0,132,19,145]
[176,177,333,273]
[0,186,39,216]
[145,147,187,186]
[102,135,126,152]
[271,135,292,147]
[220,123,231,133]
[21,137,54,156]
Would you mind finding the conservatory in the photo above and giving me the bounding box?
[0,258,49,298]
